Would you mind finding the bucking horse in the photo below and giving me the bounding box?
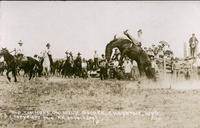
[105,37,155,79]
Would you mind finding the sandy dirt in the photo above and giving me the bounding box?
[0,76,200,128]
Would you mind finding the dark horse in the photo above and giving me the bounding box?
[17,56,42,80]
[0,48,17,82]
[105,38,155,79]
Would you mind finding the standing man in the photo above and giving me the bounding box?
[81,58,88,79]
[189,33,199,57]
[99,54,108,80]
[42,43,52,78]
[74,52,82,77]
[93,50,99,69]
[122,57,133,80]
[112,58,119,79]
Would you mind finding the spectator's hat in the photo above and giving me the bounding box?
[101,54,104,57]
[65,51,69,54]
[78,52,81,55]
[46,43,50,47]
[18,40,23,45]
[138,29,142,33]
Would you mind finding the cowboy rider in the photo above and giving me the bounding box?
[189,33,199,57]
[15,40,25,60]
[123,29,143,47]
[65,51,74,65]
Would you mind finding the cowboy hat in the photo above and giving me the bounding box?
[65,51,69,54]
[18,40,23,44]
[46,43,50,47]
[137,29,142,33]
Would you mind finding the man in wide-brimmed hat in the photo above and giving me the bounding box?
[189,33,199,57]
[45,43,52,54]
[99,54,108,80]
[16,40,24,55]
[15,40,27,61]
[93,50,99,69]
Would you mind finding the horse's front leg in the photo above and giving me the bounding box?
[13,68,17,82]
[29,70,33,80]
[6,69,11,82]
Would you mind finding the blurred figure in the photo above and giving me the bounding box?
[193,54,200,79]
[111,49,120,61]
[112,58,119,79]
[122,57,133,80]
[173,58,181,78]
[144,47,148,53]
[150,55,159,81]
[93,50,99,69]
[189,33,199,57]
[99,54,107,80]
[131,59,139,81]
[184,57,192,80]
[74,52,82,77]
[81,58,88,79]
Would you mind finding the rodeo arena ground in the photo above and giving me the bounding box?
[1,34,200,128]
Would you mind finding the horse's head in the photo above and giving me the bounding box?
[105,38,121,61]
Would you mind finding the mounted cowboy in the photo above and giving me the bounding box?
[15,40,27,61]
[189,33,199,57]
[123,29,143,47]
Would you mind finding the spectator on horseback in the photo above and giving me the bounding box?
[93,50,99,69]
[123,29,143,48]
[189,33,199,57]
[99,54,108,80]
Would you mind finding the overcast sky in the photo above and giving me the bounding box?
[1,1,200,59]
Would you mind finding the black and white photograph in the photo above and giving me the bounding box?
[0,1,200,128]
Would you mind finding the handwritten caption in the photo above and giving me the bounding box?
[0,110,160,124]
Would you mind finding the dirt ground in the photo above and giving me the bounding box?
[0,75,200,128]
